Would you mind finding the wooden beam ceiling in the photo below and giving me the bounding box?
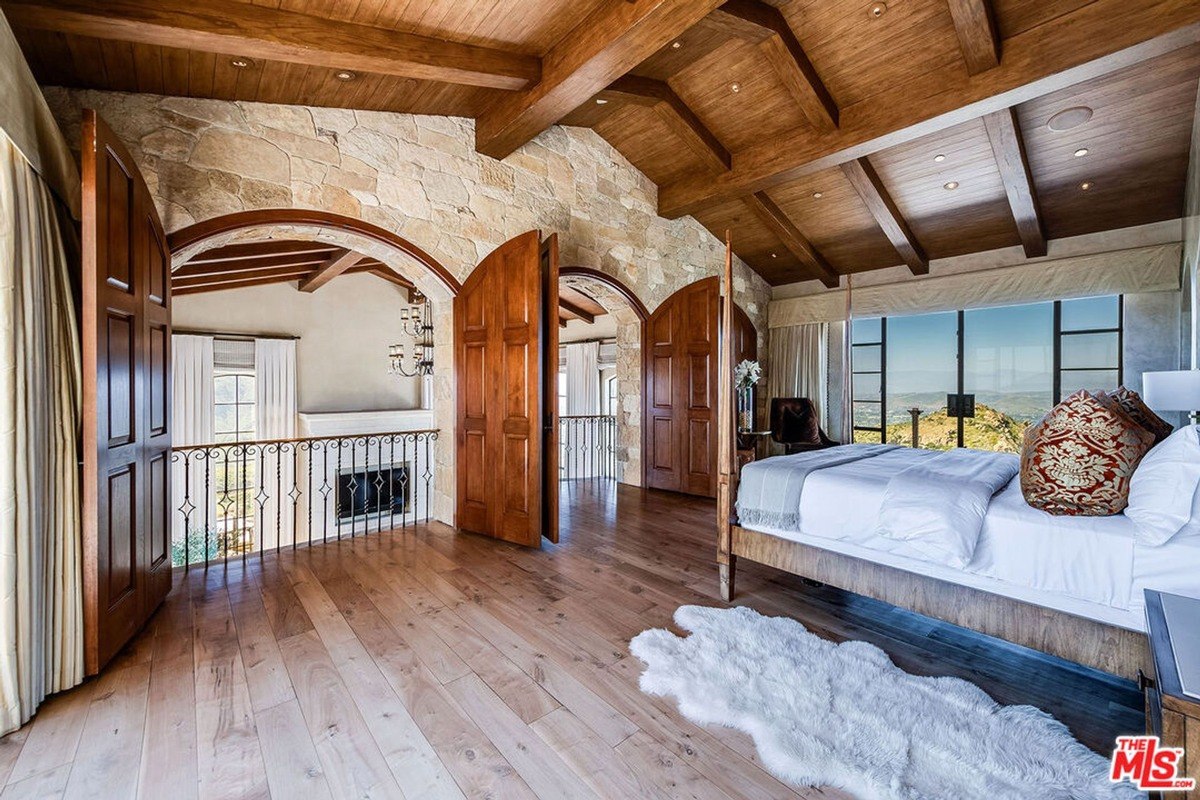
[657,0,1200,218]
[840,158,928,275]
[298,249,364,293]
[558,296,596,324]
[982,107,1046,258]
[743,192,839,288]
[708,0,837,132]
[3,0,540,90]
[474,0,726,159]
[947,0,1000,76]
[598,75,730,171]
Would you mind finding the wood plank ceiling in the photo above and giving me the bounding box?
[9,0,1200,286]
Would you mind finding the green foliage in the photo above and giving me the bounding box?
[171,528,224,567]
[884,404,1028,452]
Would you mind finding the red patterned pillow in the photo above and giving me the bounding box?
[1020,390,1156,516]
[1100,387,1173,445]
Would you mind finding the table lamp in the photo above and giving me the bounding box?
[1142,370,1200,424]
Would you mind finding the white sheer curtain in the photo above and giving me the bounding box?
[170,335,214,552]
[565,341,600,415]
[255,340,297,549]
[767,323,829,429]
[0,131,83,734]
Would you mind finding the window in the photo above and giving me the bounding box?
[850,296,1123,452]
[213,369,256,555]
[557,371,567,416]
[851,317,885,443]
[214,371,256,443]
[606,375,618,416]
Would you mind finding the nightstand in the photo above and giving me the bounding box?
[1143,590,1200,799]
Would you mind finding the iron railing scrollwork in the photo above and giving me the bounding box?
[558,415,616,481]
[170,429,438,569]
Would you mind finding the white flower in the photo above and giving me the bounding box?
[734,359,762,390]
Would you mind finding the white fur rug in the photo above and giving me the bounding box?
[630,605,1140,800]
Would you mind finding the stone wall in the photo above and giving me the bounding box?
[45,88,773,521]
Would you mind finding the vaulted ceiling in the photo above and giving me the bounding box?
[8,0,1200,286]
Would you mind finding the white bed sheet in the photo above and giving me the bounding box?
[740,447,1200,632]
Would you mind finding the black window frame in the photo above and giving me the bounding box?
[850,317,887,443]
[1053,295,1124,404]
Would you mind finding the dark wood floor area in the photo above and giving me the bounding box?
[0,482,1141,798]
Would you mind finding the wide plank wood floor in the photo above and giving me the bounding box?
[0,482,1142,799]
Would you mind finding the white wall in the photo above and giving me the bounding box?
[173,273,424,414]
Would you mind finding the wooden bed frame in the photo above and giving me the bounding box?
[714,238,1149,680]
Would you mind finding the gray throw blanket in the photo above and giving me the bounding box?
[735,444,899,530]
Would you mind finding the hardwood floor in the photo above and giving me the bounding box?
[0,482,1142,799]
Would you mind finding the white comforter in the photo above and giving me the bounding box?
[875,448,1019,568]
[738,445,1017,569]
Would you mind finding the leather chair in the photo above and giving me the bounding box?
[770,398,840,454]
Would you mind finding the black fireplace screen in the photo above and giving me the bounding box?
[336,464,410,520]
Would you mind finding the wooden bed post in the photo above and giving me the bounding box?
[717,231,737,601]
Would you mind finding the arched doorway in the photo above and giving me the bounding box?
[557,267,648,508]
[169,212,463,566]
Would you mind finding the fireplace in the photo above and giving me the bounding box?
[335,463,411,521]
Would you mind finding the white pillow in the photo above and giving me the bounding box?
[1126,425,1200,545]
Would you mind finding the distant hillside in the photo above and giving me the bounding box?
[864,403,1029,452]
[885,392,1050,424]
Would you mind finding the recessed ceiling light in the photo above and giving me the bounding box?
[770,252,778,258]
[933,154,947,163]
[230,57,252,69]
[1073,148,1089,157]
[1080,181,1095,191]
[334,70,356,81]
[730,83,741,93]
[868,2,887,18]
[1047,106,1093,132]
[812,191,824,199]
[595,98,608,105]
[671,40,682,49]
[944,181,960,190]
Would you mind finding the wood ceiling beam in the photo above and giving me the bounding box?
[474,0,726,159]
[840,158,928,275]
[744,192,840,288]
[947,0,1000,75]
[2,0,540,90]
[708,0,838,132]
[355,266,416,290]
[174,273,315,295]
[982,107,1047,258]
[173,254,331,278]
[599,75,731,171]
[297,249,363,293]
[180,241,337,266]
[558,296,596,324]
[657,1,1200,218]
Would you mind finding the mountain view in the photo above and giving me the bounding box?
[856,395,1045,453]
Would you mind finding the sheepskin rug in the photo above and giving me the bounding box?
[630,605,1139,800]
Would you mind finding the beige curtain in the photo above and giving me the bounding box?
[767,323,828,429]
[0,131,83,735]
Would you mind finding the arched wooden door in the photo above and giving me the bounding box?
[644,277,756,497]
[455,231,559,545]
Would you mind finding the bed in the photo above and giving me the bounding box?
[713,248,1194,680]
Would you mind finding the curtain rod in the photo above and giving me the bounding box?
[173,328,300,341]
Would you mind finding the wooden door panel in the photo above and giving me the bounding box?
[455,231,551,546]
[540,235,558,543]
[643,277,743,499]
[82,110,172,674]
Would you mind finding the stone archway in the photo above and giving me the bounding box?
[559,266,647,487]
[168,208,460,524]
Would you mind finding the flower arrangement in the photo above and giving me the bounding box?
[734,360,762,391]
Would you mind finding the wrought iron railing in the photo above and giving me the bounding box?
[559,415,616,481]
[170,429,438,569]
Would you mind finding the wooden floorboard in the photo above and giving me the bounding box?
[0,482,1143,798]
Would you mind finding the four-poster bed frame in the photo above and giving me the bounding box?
[714,238,1149,680]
